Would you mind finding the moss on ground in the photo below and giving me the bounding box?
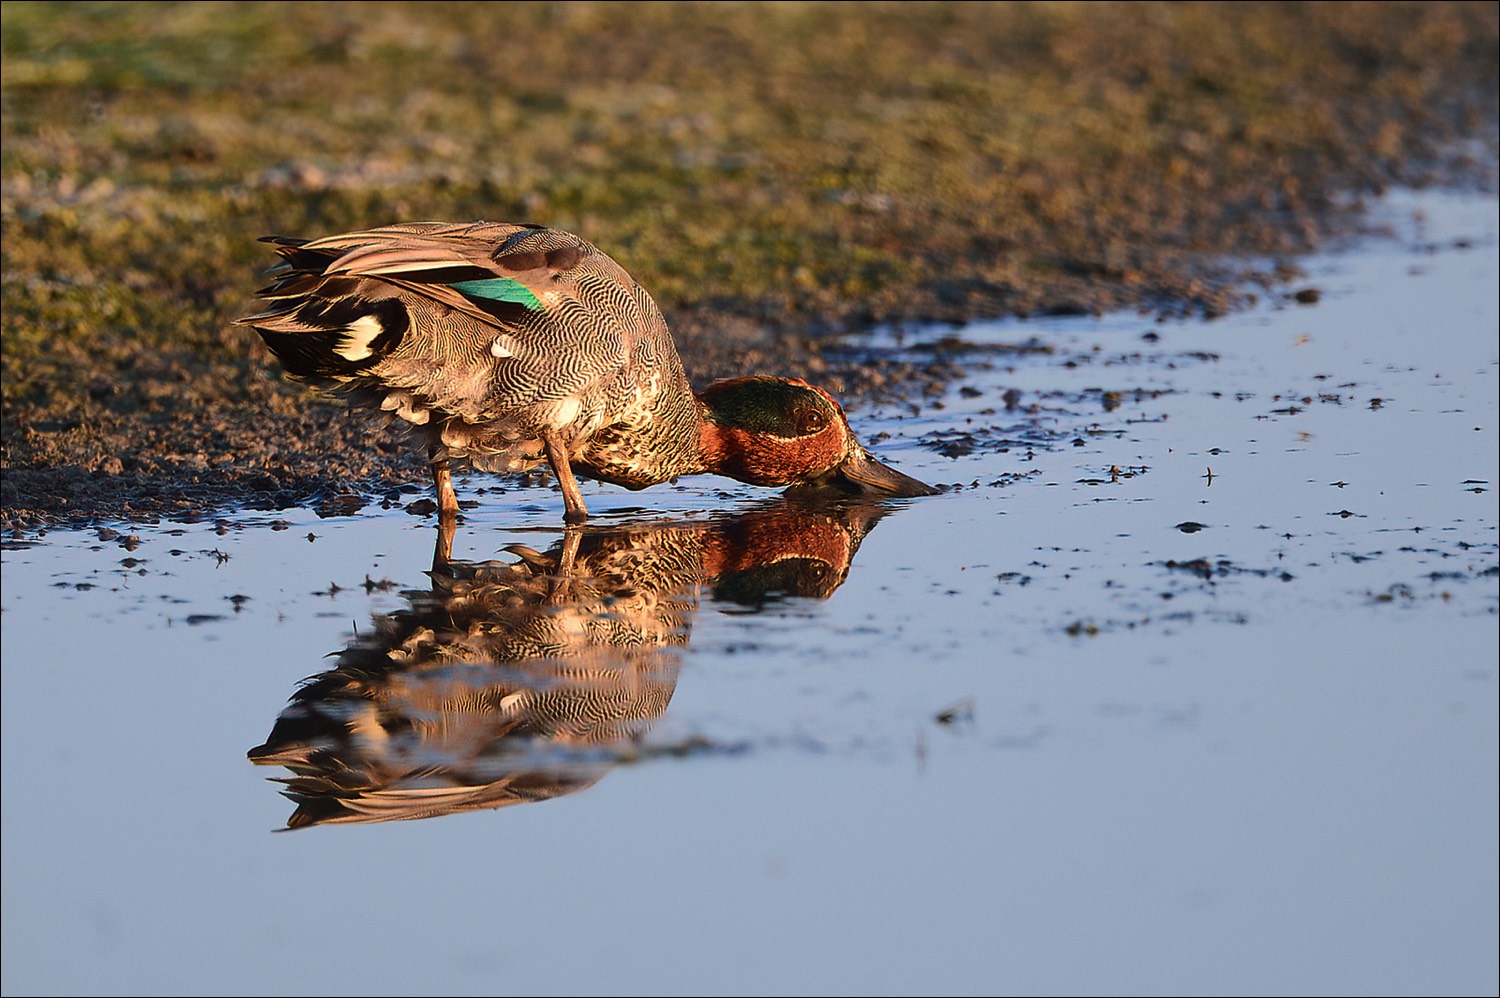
[2,1,1496,527]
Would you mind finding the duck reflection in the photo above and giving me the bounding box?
[249,499,886,828]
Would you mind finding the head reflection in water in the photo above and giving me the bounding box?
[248,500,887,829]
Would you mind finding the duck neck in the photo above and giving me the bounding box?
[695,404,732,479]
[693,395,787,487]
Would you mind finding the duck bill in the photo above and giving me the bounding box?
[825,447,939,498]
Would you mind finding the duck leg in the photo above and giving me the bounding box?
[432,510,457,573]
[542,431,589,524]
[429,444,460,514]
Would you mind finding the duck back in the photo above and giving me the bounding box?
[241,223,704,483]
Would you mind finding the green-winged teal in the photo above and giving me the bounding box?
[240,222,936,521]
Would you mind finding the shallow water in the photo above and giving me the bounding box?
[3,189,1496,997]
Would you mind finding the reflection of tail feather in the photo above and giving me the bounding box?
[251,647,682,827]
[278,766,610,828]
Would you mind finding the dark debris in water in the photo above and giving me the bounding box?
[934,698,976,725]
[616,734,753,763]
[918,420,1067,459]
[1161,558,1295,582]
[905,335,1055,358]
[1078,465,1148,486]
[1368,584,1424,605]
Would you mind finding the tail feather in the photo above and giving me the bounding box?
[244,294,410,378]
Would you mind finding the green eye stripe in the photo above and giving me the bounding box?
[708,381,831,437]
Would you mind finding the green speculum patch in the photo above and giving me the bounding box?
[448,278,545,312]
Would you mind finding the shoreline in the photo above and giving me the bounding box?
[5,2,1496,529]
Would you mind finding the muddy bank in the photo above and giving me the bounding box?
[3,2,1497,529]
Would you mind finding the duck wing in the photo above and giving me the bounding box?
[242,223,587,365]
[240,223,663,431]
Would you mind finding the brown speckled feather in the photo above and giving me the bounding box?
[240,222,706,485]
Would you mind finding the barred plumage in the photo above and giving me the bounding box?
[241,222,935,520]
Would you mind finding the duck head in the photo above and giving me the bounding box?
[697,377,937,499]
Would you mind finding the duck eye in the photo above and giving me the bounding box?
[797,410,827,435]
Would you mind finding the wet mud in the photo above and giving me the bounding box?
[3,3,1496,530]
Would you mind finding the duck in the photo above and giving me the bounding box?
[239,221,936,522]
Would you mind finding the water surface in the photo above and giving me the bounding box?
[3,190,1496,996]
